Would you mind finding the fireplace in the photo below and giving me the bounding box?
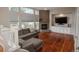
[41,24,48,30]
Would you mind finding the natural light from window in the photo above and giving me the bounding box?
[20,8,34,14]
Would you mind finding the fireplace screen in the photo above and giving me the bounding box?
[41,24,48,30]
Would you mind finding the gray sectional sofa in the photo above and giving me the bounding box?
[18,28,38,39]
[18,28,42,52]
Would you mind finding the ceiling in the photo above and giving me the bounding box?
[32,7,75,10]
[32,7,76,14]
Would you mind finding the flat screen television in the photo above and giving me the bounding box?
[55,17,67,24]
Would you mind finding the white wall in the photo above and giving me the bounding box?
[74,7,79,51]
[70,9,76,35]
[0,7,10,27]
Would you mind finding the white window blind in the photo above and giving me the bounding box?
[9,7,19,12]
[20,8,34,14]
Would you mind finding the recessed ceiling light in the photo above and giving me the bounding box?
[59,14,64,17]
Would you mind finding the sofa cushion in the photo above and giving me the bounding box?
[19,39,24,44]
[18,28,31,36]
[23,38,42,49]
[22,41,33,48]
[22,42,36,52]
[19,31,38,39]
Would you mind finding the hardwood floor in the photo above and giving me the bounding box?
[38,32,74,52]
[0,45,3,52]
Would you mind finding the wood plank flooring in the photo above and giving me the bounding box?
[0,45,3,52]
[38,32,74,52]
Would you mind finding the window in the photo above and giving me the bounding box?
[9,7,19,26]
[9,7,19,12]
[21,22,35,29]
[35,22,39,30]
[20,8,34,14]
[21,22,39,30]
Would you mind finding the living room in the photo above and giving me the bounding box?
[0,7,79,52]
